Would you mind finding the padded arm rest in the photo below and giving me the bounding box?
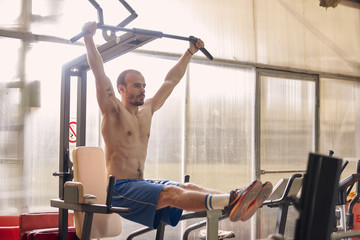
[51,199,131,215]
[64,182,97,204]
[57,176,132,214]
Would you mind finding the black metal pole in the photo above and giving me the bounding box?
[76,69,87,147]
[58,66,71,240]
[69,0,213,60]
[70,25,213,60]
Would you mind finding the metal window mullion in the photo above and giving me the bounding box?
[314,75,320,153]
[58,66,71,240]
[76,69,87,147]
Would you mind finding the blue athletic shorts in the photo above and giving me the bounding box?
[112,179,183,229]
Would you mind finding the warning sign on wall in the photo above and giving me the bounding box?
[69,121,77,143]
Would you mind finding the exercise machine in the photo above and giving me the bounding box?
[52,147,228,240]
[331,159,360,239]
[294,152,343,240]
[263,174,303,236]
[51,1,217,239]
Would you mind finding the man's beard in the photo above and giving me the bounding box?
[130,94,145,106]
[132,100,144,106]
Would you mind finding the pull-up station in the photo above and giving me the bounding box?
[70,0,213,61]
[54,1,214,239]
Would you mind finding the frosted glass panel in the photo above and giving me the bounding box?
[185,65,256,239]
[0,87,22,214]
[255,0,360,76]
[15,0,360,76]
[0,0,21,25]
[258,73,316,239]
[260,75,316,171]
[187,65,255,191]
[319,78,360,159]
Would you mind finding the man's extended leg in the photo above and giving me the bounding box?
[157,180,265,222]
[179,182,223,194]
[157,185,209,211]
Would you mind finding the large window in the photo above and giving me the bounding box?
[256,69,317,239]
[258,70,317,176]
[185,64,257,239]
[186,64,256,190]
[319,77,360,177]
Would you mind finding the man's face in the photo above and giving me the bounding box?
[122,72,146,106]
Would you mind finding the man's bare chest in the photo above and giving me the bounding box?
[103,111,151,142]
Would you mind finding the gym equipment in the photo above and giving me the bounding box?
[52,2,219,239]
[51,147,131,240]
[181,211,229,240]
[55,41,220,240]
[52,146,227,240]
[331,159,360,239]
[125,209,229,240]
[337,160,360,230]
[70,0,213,60]
[294,152,343,240]
[173,173,303,239]
[53,3,188,240]
[263,174,303,236]
[54,1,215,239]
[125,174,230,240]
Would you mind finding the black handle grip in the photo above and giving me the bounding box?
[184,175,190,183]
[199,47,213,60]
[106,175,115,207]
[189,36,213,60]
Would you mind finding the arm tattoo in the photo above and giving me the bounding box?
[106,87,113,97]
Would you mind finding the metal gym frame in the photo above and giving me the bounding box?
[70,0,213,60]
[52,0,216,239]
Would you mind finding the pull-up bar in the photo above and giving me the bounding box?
[70,0,213,60]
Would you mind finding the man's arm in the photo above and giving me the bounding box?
[83,22,118,114]
[149,38,204,113]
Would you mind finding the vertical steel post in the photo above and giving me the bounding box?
[77,69,87,147]
[58,66,72,240]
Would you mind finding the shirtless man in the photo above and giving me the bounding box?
[83,22,272,229]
